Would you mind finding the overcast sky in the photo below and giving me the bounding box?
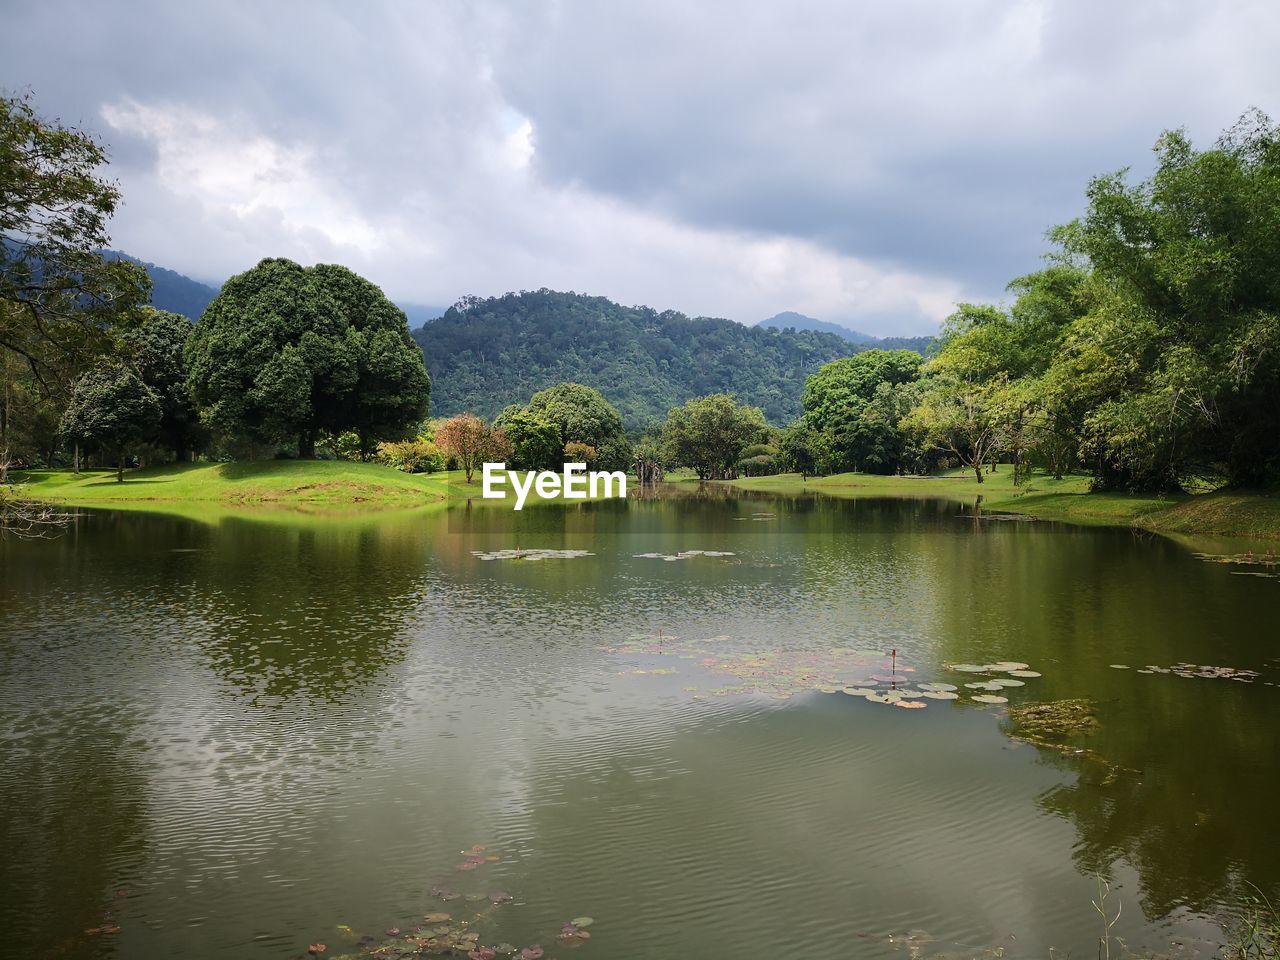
[3,1,1276,334]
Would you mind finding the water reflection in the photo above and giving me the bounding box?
[1,494,1277,959]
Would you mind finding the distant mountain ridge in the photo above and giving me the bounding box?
[412,289,864,427]
[760,311,934,354]
[104,250,220,320]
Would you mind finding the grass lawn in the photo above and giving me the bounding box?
[11,460,630,517]
[16,460,453,507]
[732,469,1280,540]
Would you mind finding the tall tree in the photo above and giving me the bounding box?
[185,258,429,457]
[661,394,768,480]
[1048,111,1280,488]
[524,382,630,470]
[801,349,922,472]
[59,362,161,481]
[1,92,150,459]
[122,309,202,460]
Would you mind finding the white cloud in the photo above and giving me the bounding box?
[5,0,1275,333]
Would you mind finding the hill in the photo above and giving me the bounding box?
[760,311,875,343]
[104,250,220,319]
[412,290,861,427]
[760,310,935,355]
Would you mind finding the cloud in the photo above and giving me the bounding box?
[3,0,1275,334]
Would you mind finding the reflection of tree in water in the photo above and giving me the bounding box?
[184,516,430,704]
[924,525,1280,922]
[0,536,150,960]
[1027,698,1280,918]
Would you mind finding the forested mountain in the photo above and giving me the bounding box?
[760,311,935,355]
[104,251,219,319]
[412,290,861,427]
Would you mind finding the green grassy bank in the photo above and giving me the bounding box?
[15,461,452,507]
[11,461,623,514]
[731,470,1280,540]
[12,461,1280,540]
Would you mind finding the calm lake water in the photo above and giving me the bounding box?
[2,489,1278,960]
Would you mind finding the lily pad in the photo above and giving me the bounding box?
[970,694,1009,704]
[948,663,988,673]
[1006,670,1041,678]
[894,699,927,709]
[424,913,452,923]
[988,661,1030,671]
[917,682,958,692]
[570,917,594,928]
[964,680,1003,691]
[988,678,1025,688]
[521,947,545,960]
[921,690,960,700]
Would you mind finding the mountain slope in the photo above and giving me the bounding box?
[104,251,220,319]
[761,310,935,355]
[760,311,876,343]
[413,290,861,427]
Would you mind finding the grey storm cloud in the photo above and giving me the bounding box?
[2,0,1277,335]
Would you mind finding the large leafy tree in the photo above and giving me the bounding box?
[1,91,150,459]
[661,393,768,480]
[801,349,922,472]
[494,406,563,470]
[59,362,161,481]
[1047,111,1280,489]
[122,309,203,459]
[524,382,630,470]
[185,258,430,457]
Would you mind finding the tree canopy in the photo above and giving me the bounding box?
[660,393,768,480]
[185,258,430,457]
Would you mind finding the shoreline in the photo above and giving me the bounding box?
[12,462,1280,542]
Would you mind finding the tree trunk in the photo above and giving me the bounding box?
[117,450,124,483]
[974,463,984,483]
[298,431,316,459]
[73,442,80,474]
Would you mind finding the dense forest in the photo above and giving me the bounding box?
[412,291,865,428]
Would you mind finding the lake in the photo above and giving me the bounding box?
[2,489,1277,960]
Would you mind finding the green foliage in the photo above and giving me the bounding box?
[58,362,161,480]
[412,289,861,428]
[185,258,429,457]
[661,393,768,480]
[1,93,151,398]
[494,407,564,470]
[778,421,826,476]
[376,438,444,473]
[801,349,923,473]
[122,308,203,459]
[1046,111,1280,489]
[524,381,630,470]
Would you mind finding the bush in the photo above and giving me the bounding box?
[377,439,445,473]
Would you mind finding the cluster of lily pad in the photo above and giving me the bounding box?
[472,549,594,562]
[631,549,736,561]
[297,845,596,960]
[1109,662,1262,681]
[1192,550,1280,579]
[601,635,1041,709]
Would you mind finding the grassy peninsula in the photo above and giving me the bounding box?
[730,470,1280,541]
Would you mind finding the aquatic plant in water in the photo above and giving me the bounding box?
[472,549,594,562]
[293,844,596,959]
[602,635,1044,709]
